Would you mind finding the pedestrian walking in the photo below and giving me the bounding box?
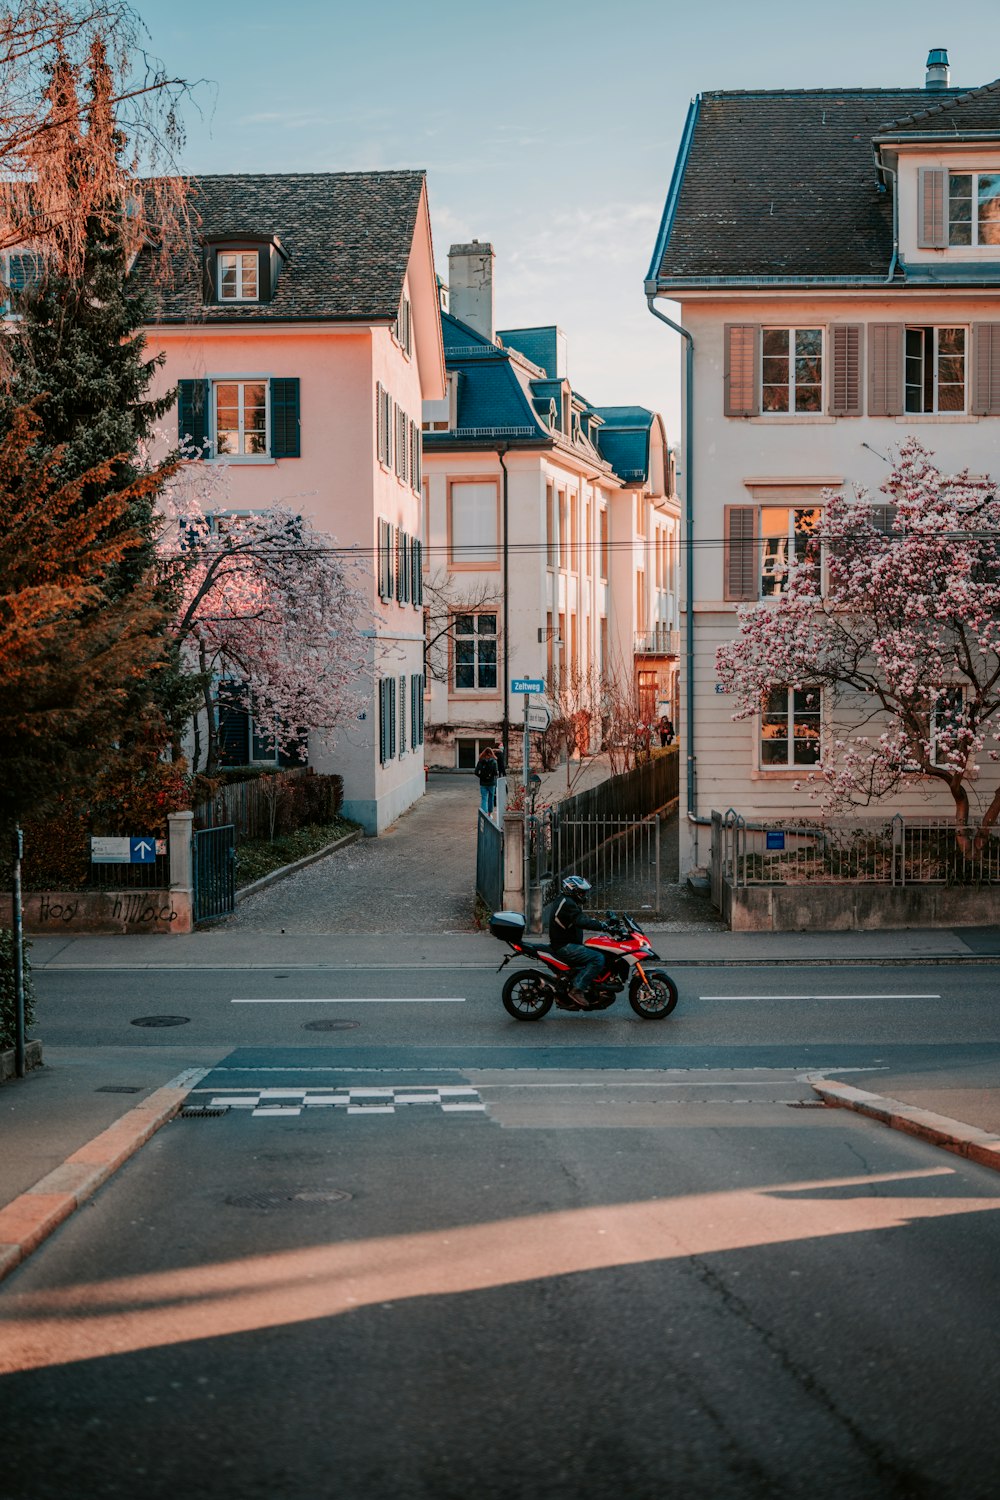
[475,747,499,815]
[492,743,507,777]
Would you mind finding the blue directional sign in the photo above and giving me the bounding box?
[130,836,157,864]
[512,677,545,695]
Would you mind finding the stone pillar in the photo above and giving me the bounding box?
[502,812,523,912]
[168,810,194,934]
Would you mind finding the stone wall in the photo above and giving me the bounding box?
[723,881,1000,931]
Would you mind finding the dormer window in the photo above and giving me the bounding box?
[218,250,259,301]
[203,236,283,306]
[947,173,1000,247]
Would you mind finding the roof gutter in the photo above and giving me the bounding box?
[646,294,701,844]
[873,143,900,284]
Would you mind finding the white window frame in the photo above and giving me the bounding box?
[211,377,271,460]
[759,686,823,770]
[217,250,259,302]
[452,611,499,694]
[761,326,824,415]
[904,325,968,415]
[759,506,823,599]
[947,172,1000,248]
[930,684,968,769]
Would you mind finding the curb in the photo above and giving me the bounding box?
[0,1066,207,1284]
[810,1079,1000,1173]
[236,829,363,901]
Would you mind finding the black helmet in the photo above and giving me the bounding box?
[560,875,591,902]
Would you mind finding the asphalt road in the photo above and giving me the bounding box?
[3,960,1000,1498]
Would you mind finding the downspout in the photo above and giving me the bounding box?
[498,446,511,769]
[874,145,899,284]
[646,296,704,840]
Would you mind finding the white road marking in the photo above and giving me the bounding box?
[699,993,940,1001]
[230,997,466,1004]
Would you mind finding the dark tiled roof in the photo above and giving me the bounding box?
[136,171,425,322]
[879,78,1000,134]
[655,89,963,283]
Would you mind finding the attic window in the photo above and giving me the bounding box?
[204,238,278,305]
[219,250,258,301]
[948,173,1000,247]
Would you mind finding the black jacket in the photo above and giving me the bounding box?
[546,894,606,949]
[475,755,498,786]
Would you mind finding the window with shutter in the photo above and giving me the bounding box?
[829,326,863,416]
[411,538,423,606]
[723,506,757,601]
[178,379,210,457]
[724,325,760,417]
[868,324,904,417]
[972,324,1000,414]
[918,168,947,249]
[270,378,300,457]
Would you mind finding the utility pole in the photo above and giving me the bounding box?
[11,826,25,1078]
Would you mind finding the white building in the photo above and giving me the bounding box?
[646,51,1000,874]
[422,241,679,771]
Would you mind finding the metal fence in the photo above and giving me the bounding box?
[717,811,1000,888]
[476,810,504,912]
[546,811,667,916]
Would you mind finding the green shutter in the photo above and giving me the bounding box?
[257,246,272,303]
[270,378,300,458]
[178,378,210,458]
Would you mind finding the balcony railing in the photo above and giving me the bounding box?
[634,627,679,656]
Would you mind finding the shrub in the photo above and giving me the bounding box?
[0,928,35,1052]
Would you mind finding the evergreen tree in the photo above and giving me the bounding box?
[0,404,174,825]
[1,39,200,754]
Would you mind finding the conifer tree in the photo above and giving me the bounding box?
[0,404,175,825]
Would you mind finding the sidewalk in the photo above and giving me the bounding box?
[3,767,1000,1281]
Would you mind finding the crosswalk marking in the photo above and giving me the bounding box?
[192,1085,487,1119]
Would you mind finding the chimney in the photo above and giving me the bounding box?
[925,47,951,90]
[447,240,495,342]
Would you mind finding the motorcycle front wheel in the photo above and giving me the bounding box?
[628,970,679,1019]
[502,969,554,1021]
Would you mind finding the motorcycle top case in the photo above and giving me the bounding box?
[489,910,526,941]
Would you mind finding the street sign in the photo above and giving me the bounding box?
[91,836,158,865]
[527,704,551,732]
[512,677,544,695]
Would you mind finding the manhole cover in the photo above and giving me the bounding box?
[130,1015,190,1028]
[303,1019,360,1031]
[95,1085,142,1094]
[225,1190,352,1210]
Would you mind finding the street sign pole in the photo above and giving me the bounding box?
[522,691,531,925]
[11,825,25,1078]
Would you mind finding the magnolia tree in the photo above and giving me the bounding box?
[157,460,371,775]
[716,439,1000,844]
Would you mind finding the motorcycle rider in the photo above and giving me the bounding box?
[546,875,609,1007]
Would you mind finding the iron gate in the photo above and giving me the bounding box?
[545,810,667,916]
[193,824,236,923]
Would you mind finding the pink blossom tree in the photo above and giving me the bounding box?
[716,439,1000,845]
[157,459,371,775]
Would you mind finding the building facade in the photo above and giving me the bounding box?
[421,242,679,770]
[646,52,1000,874]
[139,171,446,833]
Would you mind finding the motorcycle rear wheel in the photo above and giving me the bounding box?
[628,970,678,1019]
[502,969,554,1021]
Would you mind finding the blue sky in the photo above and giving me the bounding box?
[135,0,1000,434]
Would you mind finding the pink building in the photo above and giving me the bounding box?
[139,171,445,832]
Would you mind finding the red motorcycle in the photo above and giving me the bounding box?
[490,909,679,1022]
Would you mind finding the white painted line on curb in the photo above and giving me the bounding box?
[699,993,940,1001]
[230,996,466,1004]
